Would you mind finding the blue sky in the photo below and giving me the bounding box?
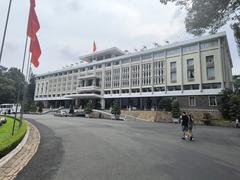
[0,0,239,75]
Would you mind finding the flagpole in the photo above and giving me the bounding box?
[12,35,29,135]
[0,0,13,64]
[19,51,31,127]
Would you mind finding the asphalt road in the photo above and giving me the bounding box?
[16,115,240,180]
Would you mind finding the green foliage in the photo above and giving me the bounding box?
[158,97,172,111]
[233,75,240,92]
[26,74,36,102]
[0,76,16,103]
[111,101,121,115]
[159,0,240,52]
[84,100,93,114]
[202,112,212,125]
[69,104,74,114]
[36,101,44,113]
[0,117,27,157]
[171,100,180,118]
[0,66,27,104]
[219,89,240,120]
[219,89,233,119]
[229,95,240,120]
[23,101,37,113]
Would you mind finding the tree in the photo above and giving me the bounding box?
[233,75,240,92]
[36,101,43,113]
[0,76,16,104]
[111,101,121,115]
[26,74,36,102]
[84,100,93,114]
[171,100,180,118]
[158,97,172,111]
[69,104,74,114]
[229,95,240,120]
[218,89,233,119]
[159,0,240,52]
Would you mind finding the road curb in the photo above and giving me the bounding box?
[0,121,41,180]
[0,122,30,167]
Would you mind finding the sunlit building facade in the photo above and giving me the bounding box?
[34,32,233,111]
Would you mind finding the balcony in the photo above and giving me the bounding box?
[76,86,101,93]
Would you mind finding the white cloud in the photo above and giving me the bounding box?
[0,0,239,75]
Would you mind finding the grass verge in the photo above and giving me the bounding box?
[0,116,28,158]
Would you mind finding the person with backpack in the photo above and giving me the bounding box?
[181,112,189,140]
[187,114,194,141]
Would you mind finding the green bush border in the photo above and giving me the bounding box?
[0,117,28,158]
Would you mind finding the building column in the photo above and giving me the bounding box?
[140,98,143,110]
[100,99,105,110]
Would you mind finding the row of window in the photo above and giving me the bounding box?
[189,96,217,106]
[36,40,219,80]
[170,55,215,82]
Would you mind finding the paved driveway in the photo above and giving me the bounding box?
[16,115,240,180]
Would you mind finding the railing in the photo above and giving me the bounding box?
[77,86,101,93]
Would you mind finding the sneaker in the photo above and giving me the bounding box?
[181,137,185,140]
[189,137,192,141]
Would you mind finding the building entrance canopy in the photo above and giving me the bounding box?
[64,94,102,99]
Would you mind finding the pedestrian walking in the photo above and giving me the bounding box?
[181,112,189,140]
[187,114,194,141]
[236,117,239,128]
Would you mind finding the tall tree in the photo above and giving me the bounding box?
[159,0,240,52]
[26,73,36,102]
[0,76,15,103]
[233,75,240,92]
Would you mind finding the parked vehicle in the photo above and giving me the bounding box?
[54,110,68,117]
[0,104,21,114]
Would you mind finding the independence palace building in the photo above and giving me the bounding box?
[34,32,233,112]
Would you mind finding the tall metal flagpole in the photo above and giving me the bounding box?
[0,0,13,64]
[19,51,31,127]
[12,35,29,135]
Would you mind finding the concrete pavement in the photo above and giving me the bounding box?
[0,122,40,180]
[17,115,240,180]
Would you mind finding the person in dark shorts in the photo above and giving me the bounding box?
[187,114,194,141]
[181,112,189,140]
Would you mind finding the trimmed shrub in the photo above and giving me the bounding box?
[111,101,121,115]
[171,100,180,118]
[84,100,93,114]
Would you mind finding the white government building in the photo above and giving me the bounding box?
[34,32,233,112]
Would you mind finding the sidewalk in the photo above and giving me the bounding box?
[0,122,40,180]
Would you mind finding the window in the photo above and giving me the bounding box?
[187,59,194,81]
[131,56,140,62]
[209,96,217,106]
[121,59,130,64]
[206,55,215,80]
[96,64,102,69]
[88,66,93,70]
[189,97,196,106]
[113,61,119,65]
[182,44,198,54]
[167,48,180,57]
[170,62,177,83]
[142,53,152,60]
[105,63,111,67]
[200,40,218,50]
[154,51,164,59]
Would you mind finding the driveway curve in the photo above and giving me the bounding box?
[16,115,240,180]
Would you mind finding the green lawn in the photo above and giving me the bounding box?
[0,116,28,157]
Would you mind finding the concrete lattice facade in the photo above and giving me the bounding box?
[34,32,233,110]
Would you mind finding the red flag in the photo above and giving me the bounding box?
[93,41,96,53]
[30,36,41,68]
[27,2,40,39]
[30,0,36,7]
[28,0,41,68]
